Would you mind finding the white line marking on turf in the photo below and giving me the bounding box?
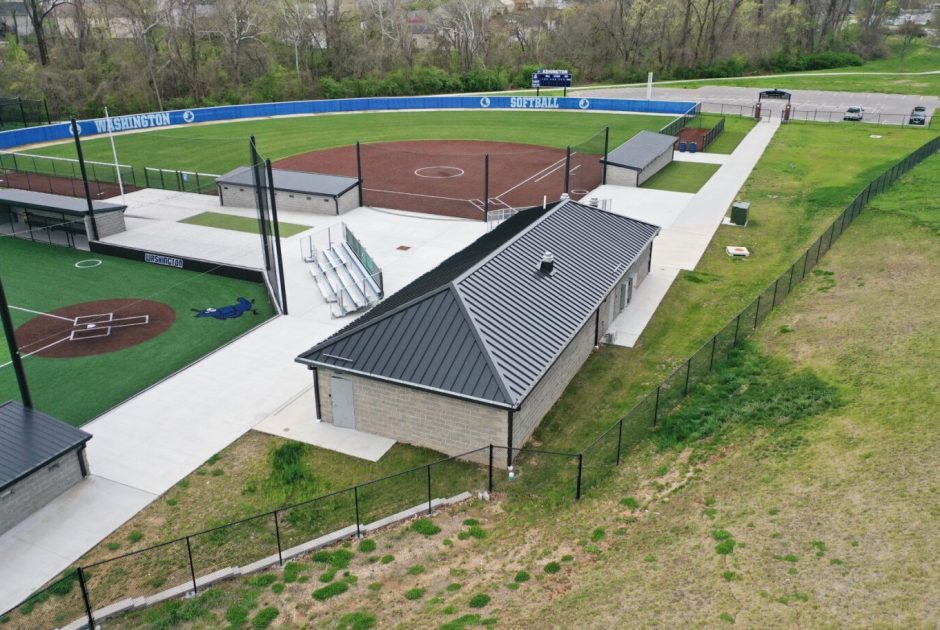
[0,337,70,368]
[9,306,73,322]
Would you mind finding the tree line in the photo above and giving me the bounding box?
[0,0,912,118]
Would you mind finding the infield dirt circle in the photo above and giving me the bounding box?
[15,299,176,359]
[274,140,603,220]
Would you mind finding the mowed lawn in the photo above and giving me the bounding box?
[0,238,274,424]
[642,161,720,193]
[28,111,669,176]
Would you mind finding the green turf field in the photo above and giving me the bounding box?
[642,161,720,193]
[0,238,275,425]
[27,111,670,176]
[181,212,311,237]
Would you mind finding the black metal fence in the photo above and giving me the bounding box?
[697,101,935,127]
[659,104,702,136]
[4,126,939,630]
[0,96,51,130]
[701,117,726,150]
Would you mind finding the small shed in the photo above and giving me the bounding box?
[602,130,678,187]
[0,401,92,535]
[216,167,361,215]
[0,189,127,248]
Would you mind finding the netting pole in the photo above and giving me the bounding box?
[77,567,95,629]
[602,127,609,184]
[0,274,31,407]
[273,511,284,566]
[615,418,623,466]
[186,536,198,594]
[356,141,363,206]
[484,154,489,222]
[71,118,99,240]
[564,146,571,193]
[43,98,51,125]
[249,137,272,272]
[266,159,289,315]
[18,97,27,128]
[575,454,583,500]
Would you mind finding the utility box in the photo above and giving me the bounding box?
[731,201,749,226]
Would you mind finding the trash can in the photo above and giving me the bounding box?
[689,141,697,153]
[731,201,749,226]
[678,141,687,152]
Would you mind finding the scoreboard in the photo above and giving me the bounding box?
[531,69,571,88]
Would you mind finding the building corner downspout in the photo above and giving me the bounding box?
[506,409,514,468]
[594,308,601,347]
[311,367,321,419]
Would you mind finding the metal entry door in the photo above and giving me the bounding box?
[331,376,356,429]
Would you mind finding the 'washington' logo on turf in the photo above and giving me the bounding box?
[192,298,257,321]
[510,97,560,109]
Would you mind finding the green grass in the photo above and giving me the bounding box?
[642,161,720,193]
[700,114,755,154]
[28,111,669,177]
[180,211,311,238]
[0,238,274,424]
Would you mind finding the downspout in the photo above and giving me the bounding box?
[506,409,514,468]
[312,367,321,419]
[594,308,601,346]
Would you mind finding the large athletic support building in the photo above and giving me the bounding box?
[296,200,659,464]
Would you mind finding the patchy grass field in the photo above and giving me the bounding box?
[90,148,940,630]
[180,211,311,238]
[0,238,273,424]
[642,161,720,193]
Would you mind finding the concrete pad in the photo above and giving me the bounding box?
[674,152,730,164]
[589,184,693,229]
[253,387,396,462]
[0,475,155,610]
[607,266,680,347]
[102,220,264,270]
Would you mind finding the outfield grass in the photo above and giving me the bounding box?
[0,238,274,424]
[641,161,720,193]
[28,111,670,176]
[181,211,311,238]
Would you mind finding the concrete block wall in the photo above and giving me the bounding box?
[272,191,336,215]
[317,368,506,464]
[93,211,126,238]
[337,189,359,213]
[636,149,674,186]
[511,318,596,455]
[219,185,357,215]
[606,165,639,187]
[0,448,86,535]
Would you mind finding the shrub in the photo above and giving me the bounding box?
[251,606,279,629]
[128,531,143,544]
[338,611,377,630]
[544,562,561,574]
[411,518,441,536]
[407,565,425,576]
[358,539,377,553]
[621,497,640,509]
[312,581,348,601]
[225,604,249,626]
[404,587,425,600]
[514,571,530,583]
[381,555,394,565]
[715,540,736,555]
[590,528,605,542]
[712,529,732,541]
[468,593,491,608]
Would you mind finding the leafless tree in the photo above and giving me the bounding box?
[437,0,495,71]
[23,0,71,65]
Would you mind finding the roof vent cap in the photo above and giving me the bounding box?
[539,251,555,275]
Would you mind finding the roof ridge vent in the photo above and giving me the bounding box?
[539,251,556,275]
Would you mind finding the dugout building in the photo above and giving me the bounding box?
[0,401,91,535]
[602,131,678,187]
[0,189,127,248]
[296,200,659,465]
[216,167,360,215]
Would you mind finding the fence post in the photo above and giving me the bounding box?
[487,445,494,493]
[827,222,836,250]
[77,567,95,629]
[800,249,810,281]
[575,454,583,500]
[652,386,661,426]
[733,313,741,345]
[353,486,362,539]
[787,262,796,293]
[185,536,198,594]
[484,153,489,221]
[564,146,571,194]
[356,141,363,206]
[709,335,717,370]
[144,168,150,188]
[771,278,780,309]
[273,511,284,566]
[602,127,609,184]
[426,464,433,515]
[683,358,691,395]
[615,418,623,466]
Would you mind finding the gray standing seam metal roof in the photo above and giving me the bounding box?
[0,401,91,492]
[0,189,126,216]
[297,200,660,408]
[602,130,678,171]
[216,166,359,197]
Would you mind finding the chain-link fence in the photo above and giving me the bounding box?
[0,97,51,130]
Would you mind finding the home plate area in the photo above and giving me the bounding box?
[13,298,176,359]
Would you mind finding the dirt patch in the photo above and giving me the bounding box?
[676,127,711,150]
[15,298,175,358]
[274,140,603,220]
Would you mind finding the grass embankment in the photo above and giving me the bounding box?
[27,111,668,175]
[181,212,311,238]
[642,161,720,193]
[93,139,940,630]
[0,238,274,424]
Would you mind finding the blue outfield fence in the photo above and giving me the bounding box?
[0,96,699,150]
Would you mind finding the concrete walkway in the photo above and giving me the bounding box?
[603,118,781,346]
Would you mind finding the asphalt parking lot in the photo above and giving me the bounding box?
[578,85,939,124]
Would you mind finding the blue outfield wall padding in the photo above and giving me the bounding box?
[0,96,700,150]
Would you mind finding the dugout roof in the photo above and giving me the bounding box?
[0,400,91,493]
[0,189,126,216]
[216,166,359,198]
[297,200,660,408]
[602,131,678,171]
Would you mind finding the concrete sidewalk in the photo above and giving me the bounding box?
[602,118,781,346]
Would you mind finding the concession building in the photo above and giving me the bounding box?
[216,166,360,215]
[296,200,659,465]
[601,130,677,187]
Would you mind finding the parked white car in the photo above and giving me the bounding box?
[843,106,864,121]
